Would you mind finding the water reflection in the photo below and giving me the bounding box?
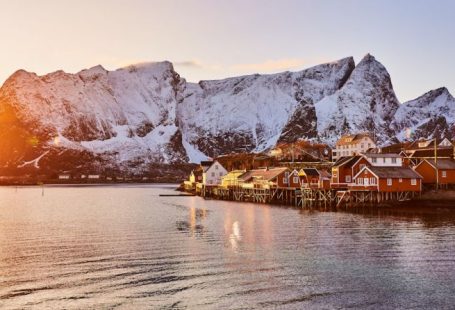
[175,203,209,239]
[1,185,455,309]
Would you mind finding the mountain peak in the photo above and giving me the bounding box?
[119,61,175,74]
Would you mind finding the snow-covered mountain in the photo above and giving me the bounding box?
[314,54,400,145]
[0,62,188,172]
[179,56,355,158]
[392,87,455,141]
[0,54,454,177]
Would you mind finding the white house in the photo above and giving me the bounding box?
[333,133,376,161]
[202,160,228,186]
[362,153,403,167]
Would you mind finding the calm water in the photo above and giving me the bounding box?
[1,185,455,309]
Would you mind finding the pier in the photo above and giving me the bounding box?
[186,184,419,208]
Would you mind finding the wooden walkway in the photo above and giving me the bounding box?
[190,184,420,208]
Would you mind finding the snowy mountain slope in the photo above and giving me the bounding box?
[0,53,453,177]
[178,57,355,157]
[0,62,189,171]
[314,54,400,146]
[392,87,455,140]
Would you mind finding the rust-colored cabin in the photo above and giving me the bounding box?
[331,156,369,187]
[351,166,422,192]
[414,159,455,185]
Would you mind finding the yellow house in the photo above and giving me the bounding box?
[220,170,246,187]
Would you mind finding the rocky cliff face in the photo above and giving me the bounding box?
[392,87,455,141]
[0,62,189,176]
[314,54,400,145]
[0,54,453,177]
[179,57,355,158]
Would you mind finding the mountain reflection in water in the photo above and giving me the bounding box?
[0,184,455,309]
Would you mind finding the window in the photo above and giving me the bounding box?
[392,158,397,164]
[383,158,386,163]
[283,177,288,184]
[361,143,364,149]
[364,178,369,186]
[360,164,366,171]
[372,158,377,163]
[399,178,402,183]
[370,177,376,185]
[219,172,223,176]
[293,176,299,183]
[215,165,218,170]
[357,178,363,185]
[211,172,215,177]
[368,143,371,148]
[387,178,392,186]
[442,171,447,178]
[411,178,417,185]
[345,175,351,183]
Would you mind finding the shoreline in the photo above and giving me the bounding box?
[0,182,181,187]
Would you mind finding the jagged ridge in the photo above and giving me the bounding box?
[0,54,454,176]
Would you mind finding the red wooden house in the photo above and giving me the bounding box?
[351,166,422,192]
[285,169,301,188]
[299,168,320,188]
[331,156,369,187]
[414,159,455,186]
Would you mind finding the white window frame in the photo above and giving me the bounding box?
[345,175,351,183]
[411,178,417,185]
[387,178,392,186]
[442,171,447,178]
[293,176,299,183]
[399,178,402,183]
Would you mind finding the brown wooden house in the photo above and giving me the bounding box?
[351,166,422,192]
[414,159,455,186]
[331,156,369,187]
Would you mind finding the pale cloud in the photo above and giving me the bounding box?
[173,60,203,68]
[230,58,310,73]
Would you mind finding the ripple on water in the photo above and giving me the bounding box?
[1,185,455,308]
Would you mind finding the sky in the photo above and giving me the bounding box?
[0,0,454,102]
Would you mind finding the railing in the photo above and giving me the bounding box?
[348,184,378,191]
[301,183,321,189]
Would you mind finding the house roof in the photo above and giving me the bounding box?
[380,142,411,154]
[363,153,402,158]
[338,156,363,168]
[238,167,288,182]
[407,138,453,150]
[359,166,422,179]
[200,161,214,172]
[299,168,320,176]
[318,170,331,179]
[336,133,373,146]
[332,156,359,167]
[409,147,453,158]
[425,159,455,170]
